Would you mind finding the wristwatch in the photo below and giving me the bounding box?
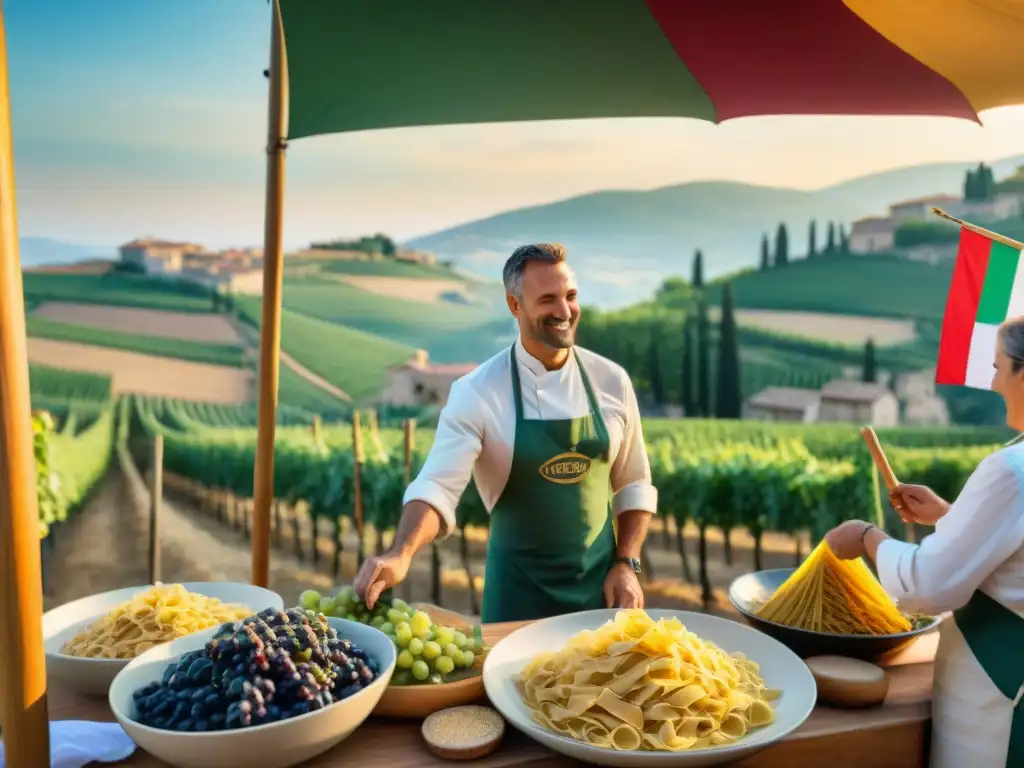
[614,556,642,575]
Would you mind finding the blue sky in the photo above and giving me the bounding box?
[9,0,1024,250]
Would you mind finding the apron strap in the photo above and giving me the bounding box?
[509,345,524,424]
[954,590,1024,763]
[955,590,1024,704]
[573,349,610,447]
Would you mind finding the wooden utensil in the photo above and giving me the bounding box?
[805,655,889,708]
[860,426,899,492]
[421,705,505,760]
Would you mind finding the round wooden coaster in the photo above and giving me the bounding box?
[805,655,889,708]
[422,705,506,760]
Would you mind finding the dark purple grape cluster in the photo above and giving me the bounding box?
[132,607,379,732]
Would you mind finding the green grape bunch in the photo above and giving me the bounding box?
[298,587,486,686]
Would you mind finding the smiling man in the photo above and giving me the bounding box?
[354,243,658,622]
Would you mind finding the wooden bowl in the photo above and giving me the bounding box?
[729,569,942,662]
[372,603,487,719]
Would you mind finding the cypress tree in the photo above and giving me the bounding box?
[759,234,770,270]
[825,222,836,254]
[808,220,817,258]
[773,223,789,267]
[862,338,878,383]
[714,284,742,418]
[839,224,850,255]
[681,319,695,415]
[696,297,711,416]
[691,250,704,288]
[649,325,665,406]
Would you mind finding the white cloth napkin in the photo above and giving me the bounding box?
[0,721,136,768]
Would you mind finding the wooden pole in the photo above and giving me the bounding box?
[251,0,289,588]
[149,434,164,584]
[932,207,1024,250]
[353,412,365,566]
[0,1,52,762]
[403,419,415,486]
[401,419,415,601]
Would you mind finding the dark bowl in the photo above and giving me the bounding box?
[728,568,943,662]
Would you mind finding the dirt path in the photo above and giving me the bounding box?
[42,464,218,610]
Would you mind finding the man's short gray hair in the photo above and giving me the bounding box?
[502,243,567,297]
[1001,316,1024,372]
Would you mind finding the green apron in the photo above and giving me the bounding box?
[481,346,616,623]
[953,589,1024,764]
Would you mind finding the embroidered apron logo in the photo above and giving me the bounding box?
[538,452,592,484]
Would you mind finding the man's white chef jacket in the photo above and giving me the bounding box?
[403,339,659,539]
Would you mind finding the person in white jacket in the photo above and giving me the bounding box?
[826,315,1024,768]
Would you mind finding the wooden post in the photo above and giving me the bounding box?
[0,2,52,761]
[400,419,415,601]
[251,0,289,588]
[149,434,164,584]
[353,411,365,567]
[403,419,415,486]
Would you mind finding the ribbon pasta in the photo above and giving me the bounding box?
[757,542,912,635]
[519,610,779,751]
[61,583,252,660]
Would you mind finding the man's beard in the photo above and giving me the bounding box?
[531,314,577,349]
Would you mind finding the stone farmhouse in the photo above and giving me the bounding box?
[745,380,900,427]
[119,238,265,294]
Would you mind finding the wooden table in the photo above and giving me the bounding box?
[46,621,936,767]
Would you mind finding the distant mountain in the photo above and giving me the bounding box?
[19,237,114,269]
[407,154,1024,308]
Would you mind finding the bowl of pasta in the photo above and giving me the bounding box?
[729,552,943,662]
[44,582,284,696]
[482,608,816,767]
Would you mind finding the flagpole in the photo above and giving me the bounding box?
[251,0,289,588]
[932,207,1024,250]
[0,0,52,763]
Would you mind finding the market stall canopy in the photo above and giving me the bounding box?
[279,0,1024,140]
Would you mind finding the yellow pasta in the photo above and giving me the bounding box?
[61,583,252,659]
[519,610,779,751]
[757,541,912,635]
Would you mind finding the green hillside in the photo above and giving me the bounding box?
[408,154,1024,308]
[702,254,954,322]
[280,278,512,362]
[25,317,247,368]
[238,299,415,402]
[23,273,215,313]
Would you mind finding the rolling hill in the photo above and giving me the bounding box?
[407,153,1024,309]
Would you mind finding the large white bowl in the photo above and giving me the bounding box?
[109,617,396,768]
[482,609,817,767]
[44,582,284,696]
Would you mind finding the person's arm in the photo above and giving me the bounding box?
[395,378,483,554]
[609,375,658,559]
[867,452,1024,616]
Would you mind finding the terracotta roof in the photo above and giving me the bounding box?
[819,380,890,404]
[746,387,820,411]
[889,194,959,209]
[120,238,205,249]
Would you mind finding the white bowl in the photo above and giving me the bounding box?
[482,609,817,767]
[44,582,284,696]
[108,617,396,768]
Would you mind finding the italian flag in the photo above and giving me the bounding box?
[937,226,1024,389]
